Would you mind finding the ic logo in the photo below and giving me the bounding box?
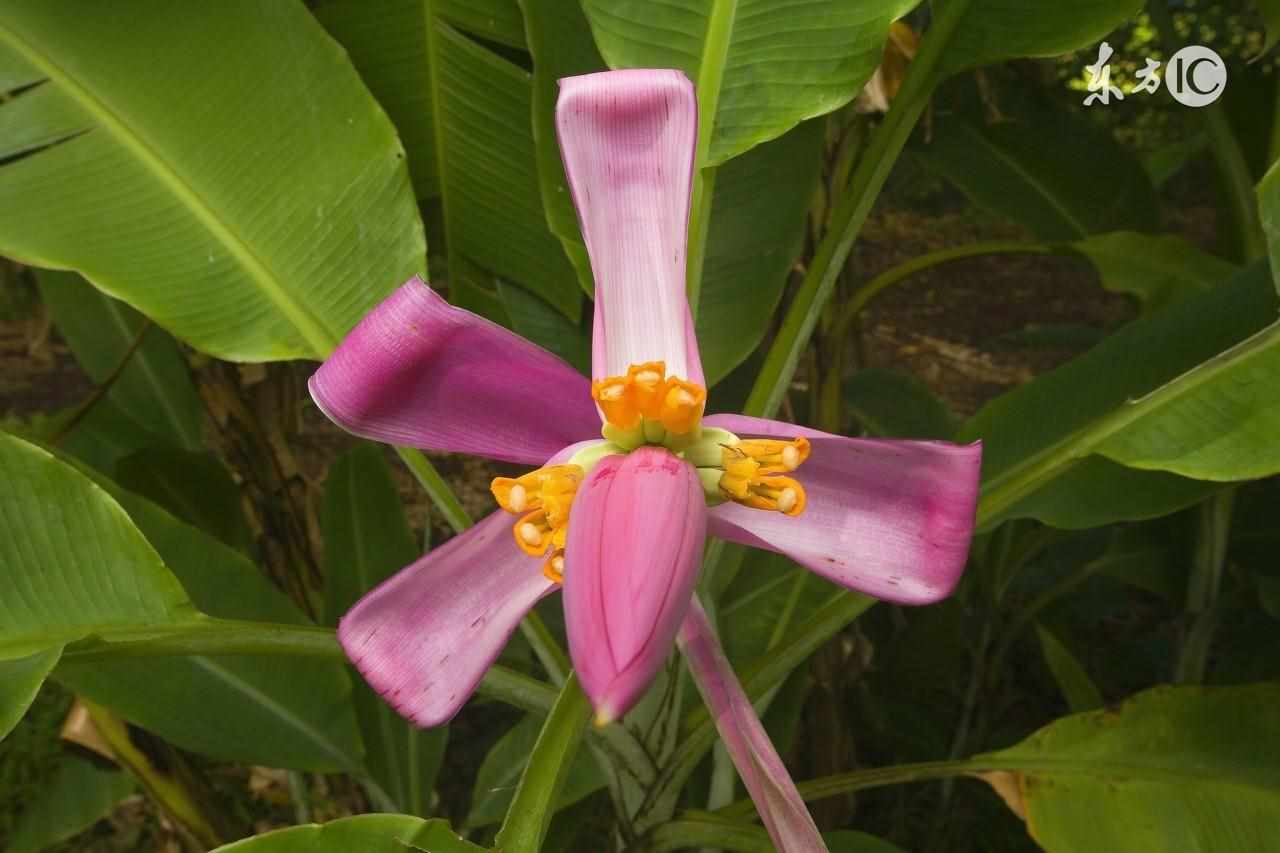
[1165,45,1227,108]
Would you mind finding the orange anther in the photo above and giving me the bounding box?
[542,550,566,584]
[627,361,668,419]
[592,376,640,430]
[658,379,706,435]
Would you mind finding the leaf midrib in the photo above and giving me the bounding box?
[189,656,358,771]
[978,320,1280,524]
[967,123,1090,238]
[971,755,1280,797]
[0,19,337,357]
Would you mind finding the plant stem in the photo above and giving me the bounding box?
[494,672,592,853]
[59,618,343,661]
[832,241,1057,342]
[717,759,976,818]
[57,619,560,716]
[395,446,472,534]
[742,0,973,419]
[1147,1,1264,262]
[50,319,152,445]
[83,700,226,849]
[686,0,738,322]
[1175,489,1235,683]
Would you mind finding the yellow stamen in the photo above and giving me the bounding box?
[716,444,808,516]
[492,465,583,515]
[513,510,552,556]
[739,476,807,517]
[734,437,811,474]
[493,464,584,560]
[543,550,565,584]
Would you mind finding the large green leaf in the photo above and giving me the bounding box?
[309,0,525,199]
[314,0,581,320]
[322,444,445,813]
[914,114,1157,241]
[582,0,914,166]
[719,551,834,666]
[0,647,60,740]
[0,1,424,361]
[36,269,204,453]
[697,119,826,384]
[843,368,957,439]
[961,264,1279,529]
[4,755,135,853]
[57,479,365,773]
[939,0,1144,74]
[210,815,445,852]
[977,683,1280,852]
[1073,232,1240,312]
[0,431,198,660]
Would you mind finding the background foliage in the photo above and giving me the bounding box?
[2,0,1278,851]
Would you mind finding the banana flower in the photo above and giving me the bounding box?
[309,69,979,751]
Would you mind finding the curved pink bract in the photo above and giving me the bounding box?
[705,414,982,604]
[337,510,556,728]
[310,278,600,466]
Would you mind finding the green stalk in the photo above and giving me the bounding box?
[57,620,560,716]
[832,241,1057,341]
[59,618,344,662]
[494,673,592,853]
[395,446,472,534]
[716,759,977,818]
[742,0,973,419]
[1175,489,1235,683]
[84,700,226,849]
[1147,1,1264,262]
[686,0,739,321]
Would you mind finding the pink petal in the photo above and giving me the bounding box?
[563,446,706,723]
[338,510,556,727]
[704,414,982,605]
[556,70,704,385]
[310,278,600,465]
[678,599,827,853]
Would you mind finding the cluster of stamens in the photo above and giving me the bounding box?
[491,464,584,583]
[591,361,707,442]
[716,438,810,515]
[491,369,810,584]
